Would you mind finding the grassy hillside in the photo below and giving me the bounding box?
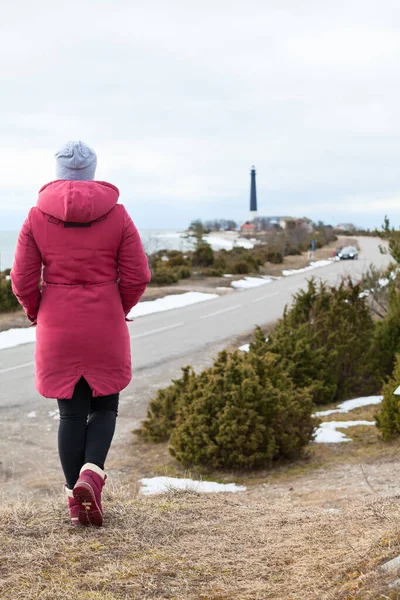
[1,481,400,599]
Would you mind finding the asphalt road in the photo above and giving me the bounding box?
[0,236,392,495]
[0,236,391,410]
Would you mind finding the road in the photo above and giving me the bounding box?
[0,236,391,495]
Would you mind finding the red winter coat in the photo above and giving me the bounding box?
[11,180,151,399]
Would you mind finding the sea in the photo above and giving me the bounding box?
[0,229,194,271]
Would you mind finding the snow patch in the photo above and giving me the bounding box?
[27,411,36,418]
[139,476,247,495]
[204,234,255,251]
[156,232,185,239]
[239,336,269,353]
[0,327,36,350]
[239,343,250,352]
[314,396,383,417]
[314,421,375,443]
[282,260,333,277]
[379,278,390,287]
[127,292,218,319]
[231,276,274,289]
[48,409,60,421]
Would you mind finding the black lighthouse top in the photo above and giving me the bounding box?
[250,166,257,212]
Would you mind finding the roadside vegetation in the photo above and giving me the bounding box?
[2,483,400,599]
[148,218,338,285]
[5,223,400,599]
[0,268,19,312]
[137,218,400,472]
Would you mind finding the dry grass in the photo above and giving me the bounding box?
[1,482,400,599]
[0,309,26,332]
[126,408,400,493]
[318,405,379,423]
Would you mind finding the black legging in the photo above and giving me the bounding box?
[57,377,119,489]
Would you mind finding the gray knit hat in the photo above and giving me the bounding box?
[55,141,97,181]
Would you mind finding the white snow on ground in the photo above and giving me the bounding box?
[0,293,219,349]
[127,292,218,319]
[359,273,394,298]
[314,421,375,443]
[27,411,36,418]
[154,231,255,251]
[139,476,247,495]
[239,343,250,352]
[282,260,333,277]
[0,327,36,350]
[314,396,383,417]
[156,232,185,239]
[48,409,60,420]
[238,337,269,353]
[231,276,275,289]
[203,233,255,251]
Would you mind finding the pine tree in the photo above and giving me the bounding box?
[135,366,195,442]
[168,350,315,469]
[374,287,400,378]
[264,278,378,405]
[376,354,400,440]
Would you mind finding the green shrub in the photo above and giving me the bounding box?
[177,266,192,279]
[285,246,302,256]
[231,260,251,274]
[213,257,227,273]
[0,280,20,312]
[136,367,195,442]
[167,251,190,267]
[200,268,225,277]
[0,268,11,279]
[137,347,316,470]
[374,288,400,378]
[168,350,315,469]
[193,243,214,267]
[151,266,179,285]
[265,278,379,405]
[266,251,283,264]
[229,254,259,274]
[376,354,400,441]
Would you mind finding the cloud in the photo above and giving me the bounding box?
[1,1,400,230]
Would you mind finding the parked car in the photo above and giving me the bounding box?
[337,246,358,260]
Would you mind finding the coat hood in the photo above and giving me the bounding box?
[37,180,120,223]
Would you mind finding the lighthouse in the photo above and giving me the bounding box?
[249,166,258,222]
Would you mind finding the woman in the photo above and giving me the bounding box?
[11,141,151,527]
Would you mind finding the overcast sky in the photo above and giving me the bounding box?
[1,0,400,230]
